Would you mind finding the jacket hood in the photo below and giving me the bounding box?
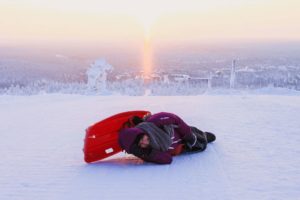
[118,127,145,153]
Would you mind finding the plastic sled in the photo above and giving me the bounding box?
[83,110,151,163]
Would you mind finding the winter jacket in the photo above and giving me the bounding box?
[118,112,195,164]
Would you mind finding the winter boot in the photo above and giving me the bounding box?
[184,127,207,153]
[205,132,216,143]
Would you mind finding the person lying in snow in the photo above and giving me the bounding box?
[118,112,216,164]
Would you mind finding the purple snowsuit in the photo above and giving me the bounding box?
[118,112,195,164]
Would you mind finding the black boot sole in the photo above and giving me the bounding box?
[205,132,216,143]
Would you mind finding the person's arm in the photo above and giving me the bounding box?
[142,149,173,164]
[129,143,172,164]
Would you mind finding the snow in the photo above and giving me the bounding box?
[0,94,299,200]
[86,59,113,94]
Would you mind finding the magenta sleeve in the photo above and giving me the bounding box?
[143,149,172,164]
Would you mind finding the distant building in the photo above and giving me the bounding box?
[230,59,236,89]
[168,74,190,82]
[188,77,210,87]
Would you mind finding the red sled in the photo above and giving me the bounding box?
[83,110,151,163]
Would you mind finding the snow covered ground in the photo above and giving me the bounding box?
[0,94,299,200]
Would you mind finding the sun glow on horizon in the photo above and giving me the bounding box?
[132,11,161,77]
[142,34,153,77]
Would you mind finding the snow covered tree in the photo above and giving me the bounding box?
[86,59,113,94]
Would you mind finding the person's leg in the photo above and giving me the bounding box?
[183,127,217,153]
[184,127,207,153]
[192,127,216,143]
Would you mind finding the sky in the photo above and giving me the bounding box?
[1,0,300,46]
[1,0,300,75]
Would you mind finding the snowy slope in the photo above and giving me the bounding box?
[0,94,299,200]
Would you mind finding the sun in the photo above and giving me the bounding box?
[133,10,160,38]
